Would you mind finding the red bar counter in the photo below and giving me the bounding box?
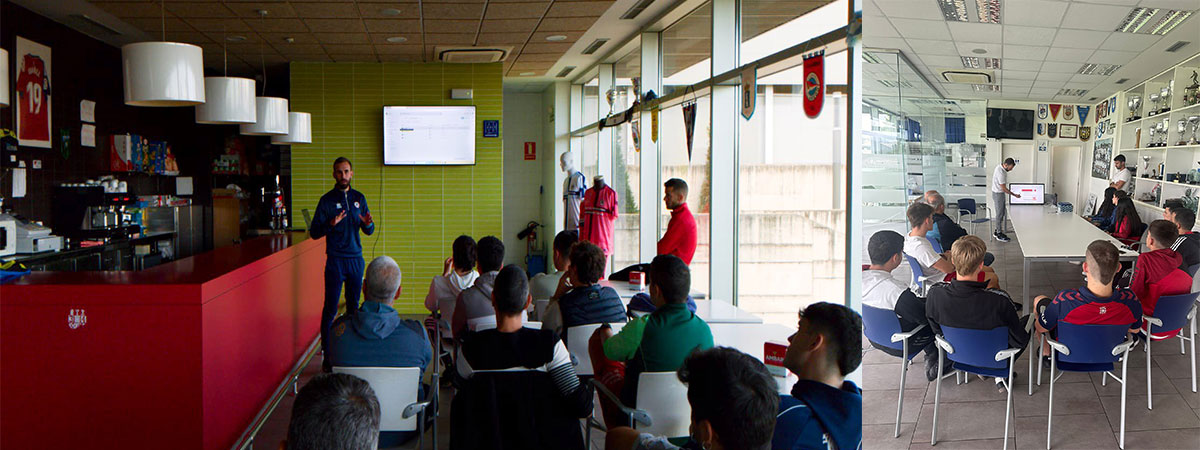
[1,232,326,449]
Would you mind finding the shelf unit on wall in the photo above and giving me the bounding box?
[1115,52,1200,213]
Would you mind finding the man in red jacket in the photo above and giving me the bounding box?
[658,178,698,265]
[1129,220,1191,338]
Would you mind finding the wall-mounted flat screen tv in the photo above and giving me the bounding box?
[383,106,476,165]
[986,107,1034,140]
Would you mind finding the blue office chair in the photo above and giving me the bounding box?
[1141,292,1199,409]
[1185,263,1200,278]
[927,235,945,254]
[931,325,1025,450]
[1041,323,1135,449]
[957,198,990,234]
[904,254,930,296]
[862,305,927,438]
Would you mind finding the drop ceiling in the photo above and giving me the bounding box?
[864,0,1200,103]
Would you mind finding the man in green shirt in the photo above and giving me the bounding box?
[588,254,714,427]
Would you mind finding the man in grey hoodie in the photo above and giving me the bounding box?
[451,236,505,338]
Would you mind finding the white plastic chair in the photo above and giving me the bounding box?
[589,371,691,439]
[534,299,550,321]
[467,316,497,331]
[331,366,436,450]
[566,323,626,376]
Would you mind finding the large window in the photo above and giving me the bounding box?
[742,0,843,63]
[612,49,642,271]
[737,52,847,326]
[660,94,712,295]
[662,1,712,97]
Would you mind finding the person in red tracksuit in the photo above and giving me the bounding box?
[657,178,697,265]
[1128,220,1191,339]
[1110,197,1143,244]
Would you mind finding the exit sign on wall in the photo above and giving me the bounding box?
[524,142,536,161]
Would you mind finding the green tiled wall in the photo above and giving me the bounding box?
[290,62,504,313]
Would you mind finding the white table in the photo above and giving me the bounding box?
[1009,205,1138,314]
[600,280,706,300]
[710,323,798,392]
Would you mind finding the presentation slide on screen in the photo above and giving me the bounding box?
[383,106,475,165]
[1010,183,1045,205]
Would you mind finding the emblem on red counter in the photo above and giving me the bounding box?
[67,308,87,329]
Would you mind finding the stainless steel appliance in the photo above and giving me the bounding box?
[143,205,205,259]
[0,215,15,257]
[0,213,64,254]
[52,185,139,242]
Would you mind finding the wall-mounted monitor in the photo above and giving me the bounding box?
[1009,183,1045,205]
[383,106,476,165]
[986,108,1034,140]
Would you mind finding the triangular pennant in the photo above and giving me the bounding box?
[682,101,697,160]
[1077,105,1089,125]
[1049,104,1061,121]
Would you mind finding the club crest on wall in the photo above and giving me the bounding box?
[1109,96,1118,116]
[1098,100,1108,120]
[1064,106,1074,121]
[1037,123,1045,135]
[1080,126,1091,141]
[1048,123,1058,138]
[1038,104,1048,119]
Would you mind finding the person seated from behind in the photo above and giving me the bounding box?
[1089,187,1119,228]
[905,202,999,289]
[589,254,714,428]
[530,230,578,301]
[864,230,949,381]
[282,373,380,450]
[1128,220,1191,339]
[773,302,864,450]
[1110,197,1144,243]
[926,236,1030,386]
[454,265,592,445]
[544,241,627,337]
[604,347,780,450]
[452,236,504,338]
[926,192,994,266]
[1167,207,1200,271]
[424,235,479,316]
[1031,240,1142,365]
[328,256,434,447]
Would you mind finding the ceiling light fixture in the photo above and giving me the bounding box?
[122,1,205,106]
[975,0,1001,24]
[241,10,289,136]
[961,57,1000,69]
[386,36,408,43]
[1077,63,1122,76]
[936,0,969,22]
[380,8,403,17]
[971,84,1000,92]
[971,48,988,54]
[272,112,312,145]
[1152,10,1193,35]
[1057,88,1088,96]
[1116,7,1158,34]
[546,35,568,42]
[520,72,536,76]
[226,35,247,42]
[197,24,256,125]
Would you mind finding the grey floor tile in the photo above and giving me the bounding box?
[1098,394,1200,432]
[912,400,1016,443]
[1153,352,1199,380]
[1014,380,1103,418]
[907,437,1015,450]
[1015,413,1120,449]
[1117,427,1200,450]
[1091,365,1175,397]
[863,422,918,450]
[864,362,933,391]
[1167,377,1199,409]
[864,388,927,425]
[923,374,1012,404]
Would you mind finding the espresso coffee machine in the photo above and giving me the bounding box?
[52,185,140,244]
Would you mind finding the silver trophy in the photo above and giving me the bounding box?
[1179,119,1190,146]
[1161,119,1172,146]
[1148,123,1158,147]
[1129,96,1142,121]
[1149,93,1160,116]
[1185,71,1199,106]
[1160,85,1172,114]
[1189,115,1200,145]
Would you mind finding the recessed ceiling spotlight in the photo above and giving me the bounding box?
[284,37,295,44]
[380,8,403,17]
[227,35,247,42]
[545,35,568,42]
[520,72,536,76]
[386,36,408,43]
[971,48,988,54]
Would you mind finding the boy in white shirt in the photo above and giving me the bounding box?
[905,203,999,289]
[424,235,480,316]
[529,230,578,301]
[865,230,947,381]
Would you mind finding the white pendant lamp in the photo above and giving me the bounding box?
[121,3,205,106]
[272,112,312,144]
[0,48,9,107]
[196,77,256,124]
[240,97,289,135]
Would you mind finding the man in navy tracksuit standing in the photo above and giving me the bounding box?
[309,157,375,371]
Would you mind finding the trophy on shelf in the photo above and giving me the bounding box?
[1189,115,1200,145]
[1149,93,1160,117]
[1160,85,1172,114]
[1129,95,1143,121]
[1160,119,1172,146]
[1185,71,1200,107]
[1148,123,1159,147]
[1142,155,1153,177]
[1179,119,1190,146]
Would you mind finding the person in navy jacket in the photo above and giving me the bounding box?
[310,157,376,371]
[775,302,863,450]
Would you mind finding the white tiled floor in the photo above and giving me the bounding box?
[863,220,1200,449]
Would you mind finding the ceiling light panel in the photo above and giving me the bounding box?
[937,0,969,22]
[960,57,1001,69]
[1057,88,1088,96]
[976,0,1001,24]
[1077,63,1122,76]
[1151,10,1193,35]
[972,84,1000,92]
[1116,7,1158,34]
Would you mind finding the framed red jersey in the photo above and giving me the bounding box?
[16,37,52,149]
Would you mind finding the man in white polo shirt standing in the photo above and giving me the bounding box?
[991,158,1021,242]
[1110,155,1132,195]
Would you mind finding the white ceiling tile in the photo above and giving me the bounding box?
[1005,1,1070,28]
[947,22,1002,43]
[919,55,968,68]
[1034,79,1066,89]
[865,37,912,51]
[1004,59,1044,71]
[1002,25,1058,46]
[907,38,962,56]
[1138,0,1200,9]
[1051,29,1112,49]
[1046,47,1095,63]
[1070,74,1109,84]
[1100,33,1163,52]
[1003,79,1035,88]
[1003,44,1050,60]
[1089,49,1141,64]
[1030,88,1060,96]
[956,42,1002,57]
[1007,70,1041,80]
[1059,3,1134,32]
[1076,0,1139,4]
[890,18,952,40]
[1041,61,1083,73]
[1036,71,1074,81]
[875,0,945,20]
[864,16,901,39]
